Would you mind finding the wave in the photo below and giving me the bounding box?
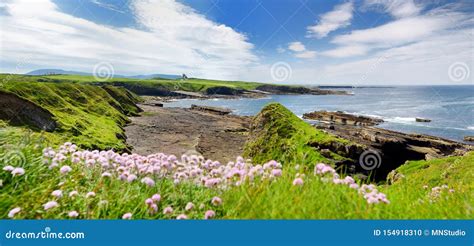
[384,117,417,124]
[468,126,474,130]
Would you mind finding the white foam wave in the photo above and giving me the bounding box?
[385,117,417,124]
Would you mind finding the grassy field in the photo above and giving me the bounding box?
[0,74,266,93]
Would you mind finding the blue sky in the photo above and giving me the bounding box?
[1,0,473,85]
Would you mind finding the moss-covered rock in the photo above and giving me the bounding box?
[244,103,351,170]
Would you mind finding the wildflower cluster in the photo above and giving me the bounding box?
[5,142,284,219]
[2,165,25,176]
[313,163,390,204]
[428,184,455,202]
[42,143,283,190]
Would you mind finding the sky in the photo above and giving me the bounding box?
[0,0,473,85]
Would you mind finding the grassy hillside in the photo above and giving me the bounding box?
[0,74,266,94]
[0,81,140,151]
[244,103,352,170]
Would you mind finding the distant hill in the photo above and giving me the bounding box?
[26,69,180,80]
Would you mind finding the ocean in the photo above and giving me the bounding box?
[164,85,474,143]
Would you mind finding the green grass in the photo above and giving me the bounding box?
[0,130,224,219]
[1,129,472,219]
[244,103,352,171]
[1,80,140,151]
[221,152,473,219]
[0,74,266,94]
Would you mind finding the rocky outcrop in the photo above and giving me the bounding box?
[256,84,348,95]
[303,111,384,126]
[310,121,473,181]
[205,86,244,96]
[190,105,232,115]
[416,117,431,122]
[107,82,181,96]
[465,136,474,142]
[0,91,57,131]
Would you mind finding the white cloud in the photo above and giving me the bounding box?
[287,41,316,59]
[324,4,472,58]
[294,50,317,59]
[322,30,473,85]
[307,2,353,39]
[364,0,422,18]
[288,42,306,52]
[0,0,257,79]
[321,45,369,58]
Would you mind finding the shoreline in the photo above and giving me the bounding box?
[125,98,472,181]
[159,93,474,144]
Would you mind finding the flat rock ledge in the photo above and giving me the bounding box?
[303,110,384,126]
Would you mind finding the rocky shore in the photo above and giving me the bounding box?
[124,101,472,181]
[303,110,473,180]
[124,103,251,163]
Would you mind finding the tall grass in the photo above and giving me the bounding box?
[1,128,472,219]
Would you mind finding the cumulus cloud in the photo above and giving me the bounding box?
[288,42,306,52]
[0,0,257,79]
[307,2,353,38]
[287,42,316,59]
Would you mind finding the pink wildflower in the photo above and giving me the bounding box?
[149,204,158,214]
[122,213,132,219]
[141,177,155,187]
[126,174,137,182]
[3,165,14,172]
[68,211,79,218]
[271,169,282,177]
[51,190,63,198]
[69,191,79,197]
[43,201,58,210]
[204,210,216,219]
[151,194,161,202]
[211,196,222,206]
[59,165,72,174]
[176,214,188,220]
[145,198,154,206]
[101,172,112,178]
[8,207,21,218]
[349,183,359,189]
[86,192,96,198]
[163,206,173,215]
[185,202,195,211]
[292,177,304,186]
[11,167,25,176]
